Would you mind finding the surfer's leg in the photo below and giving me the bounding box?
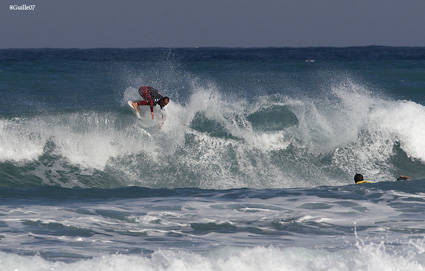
[132,101,146,118]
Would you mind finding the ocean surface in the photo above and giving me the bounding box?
[1,47,425,270]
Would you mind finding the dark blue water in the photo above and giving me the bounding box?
[1,47,425,270]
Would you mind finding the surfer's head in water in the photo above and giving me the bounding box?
[354,173,364,183]
[353,173,373,184]
[158,97,170,109]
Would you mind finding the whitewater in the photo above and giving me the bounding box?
[1,47,425,270]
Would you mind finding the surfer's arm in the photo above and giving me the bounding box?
[159,111,166,129]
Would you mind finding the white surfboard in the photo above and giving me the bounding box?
[127,100,160,128]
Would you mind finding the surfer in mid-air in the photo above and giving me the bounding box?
[131,86,169,120]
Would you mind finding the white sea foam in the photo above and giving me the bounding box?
[1,242,424,271]
[369,100,425,162]
[0,113,152,170]
[329,80,425,181]
[0,118,45,162]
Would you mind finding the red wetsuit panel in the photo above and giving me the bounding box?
[137,86,155,112]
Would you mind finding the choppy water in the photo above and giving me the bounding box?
[1,47,425,270]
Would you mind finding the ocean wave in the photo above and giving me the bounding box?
[1,240,425,271]
[1,79,425,189]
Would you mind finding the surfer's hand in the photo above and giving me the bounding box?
[151,112,154,120]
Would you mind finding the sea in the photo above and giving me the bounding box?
[1,47,425,270]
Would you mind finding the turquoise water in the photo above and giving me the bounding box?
[1,47,425,270]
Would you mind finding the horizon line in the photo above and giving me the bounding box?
[1,45,425,50]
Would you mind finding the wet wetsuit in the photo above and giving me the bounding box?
[135,86,164,113]
[355,180,372,184]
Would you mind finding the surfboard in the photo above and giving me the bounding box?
[127,100,159,128]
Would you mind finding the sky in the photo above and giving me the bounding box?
[1,0,425,48]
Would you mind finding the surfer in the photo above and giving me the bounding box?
[354,173,411,184]
[354,173,372,184]
[397,175,410,181]
[131,86,169,120]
